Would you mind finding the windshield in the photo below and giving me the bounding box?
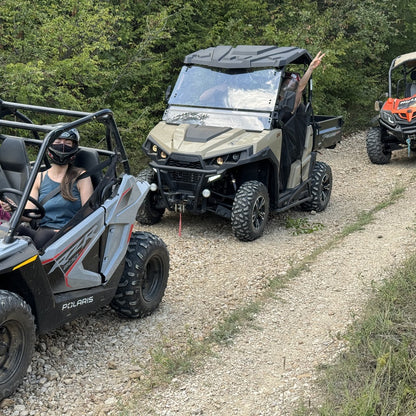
[389,64,416,98]
[164,65,282,131]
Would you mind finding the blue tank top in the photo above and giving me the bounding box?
[39,173,81,229]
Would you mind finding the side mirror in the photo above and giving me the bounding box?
[165,85,172,102]
[374,100,384,112]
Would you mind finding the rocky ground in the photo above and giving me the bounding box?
[2,131,416,415]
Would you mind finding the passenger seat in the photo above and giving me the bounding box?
[0,137,31,191]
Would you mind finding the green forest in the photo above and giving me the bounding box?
[1,0,416,171]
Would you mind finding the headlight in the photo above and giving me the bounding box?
[145,140,169,160]
[380,110,396,126]
[208,151,244,166]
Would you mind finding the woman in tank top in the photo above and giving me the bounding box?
[18,128,93,249]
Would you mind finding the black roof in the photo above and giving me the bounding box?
[183,45,312,69]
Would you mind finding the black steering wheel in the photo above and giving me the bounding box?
[0,188,45,220]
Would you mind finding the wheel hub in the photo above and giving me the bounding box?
[0,327,9,359]
[320,174,331,202]
[0,342,8,356]
[0,322,24,382]
[142,256,163,302]
[252,196,266,230]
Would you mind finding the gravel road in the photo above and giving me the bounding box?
[2,131,416,416]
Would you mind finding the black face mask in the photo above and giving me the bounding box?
[50,144,74,154]
[48,143,78,165]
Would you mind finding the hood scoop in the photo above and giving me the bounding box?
[184,125,231,143]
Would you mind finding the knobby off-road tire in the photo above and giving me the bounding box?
[136,167,165,225]
[111,231,169,318]
[0,290,36,401]
[301,161,332,212]
[231,180,270,242]
[366,126,392,164]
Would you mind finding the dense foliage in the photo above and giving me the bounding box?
[1,0,416,171]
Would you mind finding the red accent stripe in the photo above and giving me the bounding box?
[41,240,78,265]
[117,187,132,207]
[41,237,83,288]
[64,247,87,283]
[127,224,134,242]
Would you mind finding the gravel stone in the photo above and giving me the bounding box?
[2,132,416,415]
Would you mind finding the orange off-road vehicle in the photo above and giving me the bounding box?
[367,51,416,164]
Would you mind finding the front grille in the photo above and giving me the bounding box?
[170,170,202,187]
[167,158,203,170]
[166,157,203,186]
[396,112,416,122]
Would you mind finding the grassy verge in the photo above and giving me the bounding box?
[122,185,407,413]
[297,252,416,416]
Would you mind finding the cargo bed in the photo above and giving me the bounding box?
[313,115,344,150]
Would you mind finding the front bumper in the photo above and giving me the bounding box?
[380,119,416,142]
[149,160,222,214]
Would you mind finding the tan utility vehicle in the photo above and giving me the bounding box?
[137,45,343,241]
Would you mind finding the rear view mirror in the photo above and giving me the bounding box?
[374,100,384,111]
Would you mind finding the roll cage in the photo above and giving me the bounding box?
[388,51,416,98]
[0,99,130,244]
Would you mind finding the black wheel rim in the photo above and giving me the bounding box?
[252,195,266,230]
[142,255,164,302]
[0,320,25,384]
[320,173,331,203]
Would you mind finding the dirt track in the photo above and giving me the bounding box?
[2,132,416,415]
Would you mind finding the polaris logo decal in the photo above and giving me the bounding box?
[62,296,94,311]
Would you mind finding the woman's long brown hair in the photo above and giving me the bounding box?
[61,164,84,201]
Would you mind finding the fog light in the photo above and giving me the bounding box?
[150,183,158,191]
[202,189,211,198]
